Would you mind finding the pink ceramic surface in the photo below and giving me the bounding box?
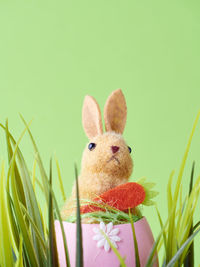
[55,217,158,267]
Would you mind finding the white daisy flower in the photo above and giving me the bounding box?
[92,222,121,252]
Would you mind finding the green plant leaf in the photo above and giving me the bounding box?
[19,203,47,253]
[178,176,200,264]
[55,154,66,202]
[145,217,169,267]
[184,162,195,267]
[19,114,49,204]
[32,159,37,192]
[0,162,15,267]
[174,111,200,205]
[75,165,83,267]
[48,159,59,267]
[5,120,26,208]
[15,234,23,267]
[54,201,71,267]
[100,230,127,267]
[19,116,70,266]
[193,221,200,231]
[136,178,159,206]
[5,121,47,265]
[155,206,167,257]
[128,209,140,267]
[20,116,72,266]
[10,156,40,266]
[7,192,20,253]
[166,227,200,267]
[8,131,39,266]
[167,170,174,215]
[165,111,200,264]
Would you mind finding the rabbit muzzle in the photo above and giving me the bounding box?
[107,155,120,164]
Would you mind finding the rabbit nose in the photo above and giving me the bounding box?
[111,146,119,154]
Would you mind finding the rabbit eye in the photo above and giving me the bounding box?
[88,143,96,151]
[128,146,132,153]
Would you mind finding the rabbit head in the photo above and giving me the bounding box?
[81,89,133,181]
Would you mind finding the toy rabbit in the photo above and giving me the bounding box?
[61,89,140,219]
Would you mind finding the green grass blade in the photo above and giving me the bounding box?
[184,162,195,267]
[5,120,26,207]
[17,121,70,267]
[32,159,37,192]
[193,221,200,231]
[165,111,200,263]
[179,176,200,264]
[174,111,200,205]
[54,198,71,267]
[0,162,15,267]
[167,170,175,215]
[178,176,200,243]
[100,230,127,267]
[29,148,70,265]
[6,122,46,265]
[35,177,44,192]
[155,206,167,256]
[33,156,70,266]
[5,120,28,254]
[32,156,71,266]
[19,114,49,204]
[75,165,83,267]
[166,227,200,267]
[128,209,140,267]
[20,203,47,253]
[10,159,39,267]
[48,159,59,267]
[15,234,23,267]
[145,217,169,267]
[1,118,69,266]
[166,207,176,262]
[55,155,66,202]
[16,159,46,265]
[189,162,195,196]
[166,170,176,262]
[175,185,183,240]
[7,192,20,253]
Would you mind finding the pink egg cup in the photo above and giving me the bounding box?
[55,217,158,267]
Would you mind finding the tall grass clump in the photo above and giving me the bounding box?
[0,118,70,267]
[145,111,200,267]
[0,112,200,267]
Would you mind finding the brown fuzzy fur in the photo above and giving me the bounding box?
[61,90,133,220]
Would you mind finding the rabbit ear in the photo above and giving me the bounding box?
[104,89,127,134]
[82,95,103,139]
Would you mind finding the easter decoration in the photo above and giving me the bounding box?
[56,89,159,267]
[0,95,200,267]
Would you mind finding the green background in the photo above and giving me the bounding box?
[0,0,200,263]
